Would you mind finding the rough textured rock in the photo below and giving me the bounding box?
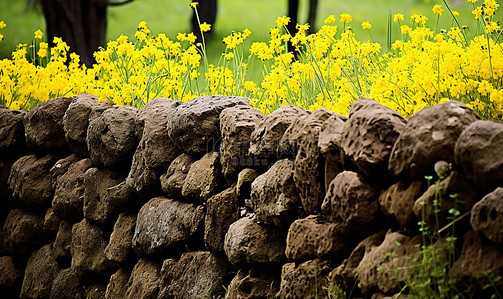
[389,101,479,179]
[225,267,281,299]
[43,207,62,234]
[49,268,85,299]
[86,284,107,299]
[236,168,259,199]
[455,120,503,190]
[20,244,61,299]
[181,152,224,201]
[53,220,72,260]
[158,251,231,299]
[204,187,239,253]
[224,217,286,265]
[105,213,136,264]
[106,268,130,299]
[125,259,160,299]
[450,230,503,289]
[413,171,478,229]
[341,98,406,180]
[379,181,425,230]
[0,108,26,158]
[286,215,349,261]
[82,167,126,224]
[49,155,79,185]
[160,153,195,199]
[321,171,380,235]
[0,160,12,200]
[132,197,205,256]
[125,98,182,196]
[355,230,421,295]
[8,154,57,208]
[471,188,503,244]
[249,159,299,226]
[318,114,346,192]
[63,93,113,158]
[167,95,250,154]
[220,105,264,179]
[279,259,332,298]
[0,256,23,289]
[87,106,139,169]
[249,105,309,165]
[3,209,46,255]
[52,158,93,221]
[71,219,111,275]
[23,96,72,151]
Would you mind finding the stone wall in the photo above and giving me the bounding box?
[0,94,502,298]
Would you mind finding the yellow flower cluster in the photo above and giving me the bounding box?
[1,1,503,121]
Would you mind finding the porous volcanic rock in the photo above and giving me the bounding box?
[450,230,503,289]
[167,95,250,154]
[49,155,79,185]
[249,105,309,165]
[43,207,61,235]
[125,259,161,299]
[82,167,126,224]
[471,187,503,244]
[279,259,332,298]
[0,160,12,200]
[286,215,349,262]
[160,153,195,199]
[87,106,139,169]
[49,268,85,299]
[125,98,182,196]
[63,93,113,158]
[318,114,346,192]
[0,108,26,159]
[340,98,406,181]
[204,187,239,253]
[181,152,224,201]
[20,244,61,299]
[3,209,46,255]
[219,105,264,179]
[224,217,286,265]
[158,251,231,299]
[132,197,204,256]
[379,180,425,230]
[23,96,72,151]
[225,267,281,299]
[0,256,23,289]
[53,220,72,260]
[105,268,130,299]
[71,219,111,276]
[236,168,259,199]
[354,230,421,295]
[249,159,299,226]
[8,154,57,208]
[455,120,503,190]
[321,171,380,235]
[105,213,136,264]
[86,284,107,299]
[52,158,93,221]
[389,100,479,179]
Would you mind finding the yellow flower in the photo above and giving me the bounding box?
[472,7,483,19]
[432,4,444,16]
[400,25,412,35]
[362,21,372,30]
[0,21,5,29]
[340,13,352,23]
[465,0,478,2]
[275,16,290,27]
[190,2,198,8]
[34,29,43,39]
[224,52,234,60]
[243,28,252,38]
[324,15,336,24]
[485,21,500,33]
[244,81,256,91]
[200,22,211,32]
[0,34,3,41]
[410,14,428,25]
[117,34,128,44]
[393,14,404,22]
[452,11,460,17]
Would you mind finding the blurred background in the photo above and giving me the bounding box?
[0,0,475,64]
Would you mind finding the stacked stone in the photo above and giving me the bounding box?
[1,94,503,299]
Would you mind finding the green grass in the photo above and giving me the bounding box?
[1,0,477,64]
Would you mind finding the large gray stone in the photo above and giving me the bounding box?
[249,159,299,226]
[167,95,250,154]
[379,181,425,230]
[87,106,139,169]
[471,188,503,244]
[224,217,286,265]
[389,101,479,179]
[132,197,204,256]
[181,152,224,201]
[455,120,503,190]
[158,251,231,299]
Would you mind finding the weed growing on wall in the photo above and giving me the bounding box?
[1,1,503,120]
